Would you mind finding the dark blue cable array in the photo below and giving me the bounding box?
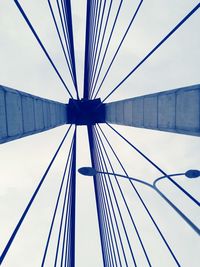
[83,0,92,99]
[60,0,75,74]
[68,126,77,267]
[13,0,74,98]
[87,0,104,99]
[0,125,72,265]
[87,0,102,79]
[56,0,74,70]
[89,0,107,93]
[94,128,138,267]
[47,0,76,88]
[94,144,119,266]
[89,0,113,98]
[97,124,182,266]
[62,0,79,99]
[53,146,73,267]
[93,132,127,267]
[100,175,122,267]
[89,0,103,80]
[53,130,76,267]
[94,130,120,267]
[87,0,98,99]
[95,125,152,266]
[41,135,74,267]
[59,128,76,267]
[90,0,124,99]
[94,126,142,266]
[87,125,108,266]
[102,3,200,102]
[93,0,144,99]
[96,175,116,266]
[107,123,199,207]
[54,0,80,99]
[61,162,73,267]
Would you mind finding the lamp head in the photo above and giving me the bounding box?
[185,169,200,179]
[78,167,97,176]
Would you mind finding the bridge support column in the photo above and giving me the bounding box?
[0,85,67,144]
[105,84,200,136]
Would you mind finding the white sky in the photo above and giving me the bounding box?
[0,1,200,267]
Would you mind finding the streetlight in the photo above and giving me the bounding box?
[78,166,200,235]
[78,167,97,176]
[78,167,200,179]
[185,169,200,178]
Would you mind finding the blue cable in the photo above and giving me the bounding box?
[107,123,199,207]
[93,128,112,267]
[0,125,72,265]
[61,0,79,101]
[59,159,73,266]
[87,125,108,266]
[60,0,75,75]
[57,0,77,96]
[95,141,128,267]
[83,0,92,99]
[53,137,74,267]
[13,0,74,98]
[98,176,117,267]
[94,127,129,266]
[41,135,74,266]
[69,126,77,267]
[47,0,76,88]
[93,131,128,266]
[100,176,122,267]
[61,169,73,267]
[89,0,102,71]
[64,182,71,267]
[88,0,103,97]
[94,127,135,266]
[60,150,74,267]
[100,172,129,267]
[99,176,124,267]
[96,125,154,266]
[56,0,73,68]
[98,124,181,266]
[62,0,79,99]
[84,0,101,99]
[94,128,137,267]
[61,127,76,267]
[93,0,144,99]
[93,140,115,267]
[89,0,107,93]
[89,0,113,98]
[94,140,119,266]
[90,0,124,99]
[102,3,200,102]
[87,0,98,98]
[94,134,124,267]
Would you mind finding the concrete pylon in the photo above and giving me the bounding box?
[105,84,200,136]
[0,85,67,144]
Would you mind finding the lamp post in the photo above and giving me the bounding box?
[78,167,200,235]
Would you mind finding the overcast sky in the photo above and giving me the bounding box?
[0,1,200,267]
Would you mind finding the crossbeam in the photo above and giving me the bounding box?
[105,84,200,136]
[0,85,67,144]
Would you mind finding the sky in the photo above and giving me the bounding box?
[0,1,200,267]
